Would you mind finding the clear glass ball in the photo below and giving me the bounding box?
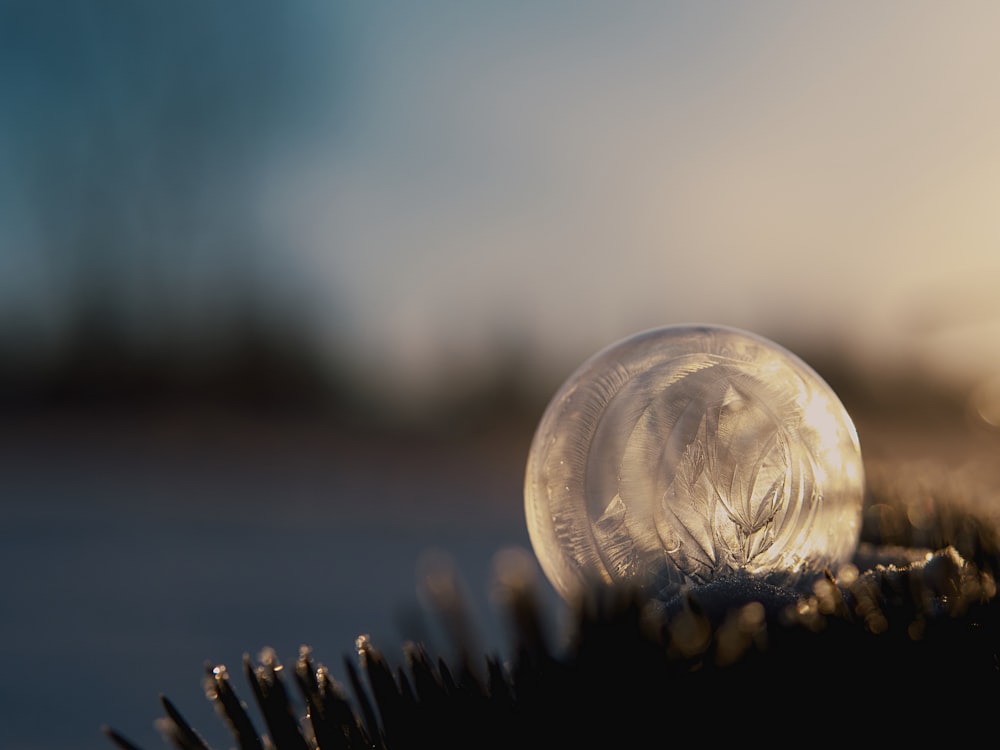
[524,324,865,604]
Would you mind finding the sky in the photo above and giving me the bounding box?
[4,1,1000,409]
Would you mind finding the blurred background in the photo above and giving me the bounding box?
[3,2,1000,748]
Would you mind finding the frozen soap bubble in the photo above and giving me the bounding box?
[524,324,865,604]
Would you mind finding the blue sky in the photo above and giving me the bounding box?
[5,1,1000,406]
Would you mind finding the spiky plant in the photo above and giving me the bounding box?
[104,457,1000,748]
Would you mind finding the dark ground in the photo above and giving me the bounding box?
[3,351,1000,750]
[0,400,560,750]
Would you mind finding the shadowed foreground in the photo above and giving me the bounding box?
[104,458,1000,748]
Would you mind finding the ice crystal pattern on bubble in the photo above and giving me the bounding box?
[525,325,864,603]
[653,378,817,584]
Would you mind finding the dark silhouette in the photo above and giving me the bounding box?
[103,457,1000,748]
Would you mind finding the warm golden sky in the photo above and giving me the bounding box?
[279,3,1000,397]
[6,2,1000,402]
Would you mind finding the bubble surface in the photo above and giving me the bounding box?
[524,324,865,603]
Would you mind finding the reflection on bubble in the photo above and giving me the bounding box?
[524,324,865,603]
[969,374,1000,428]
